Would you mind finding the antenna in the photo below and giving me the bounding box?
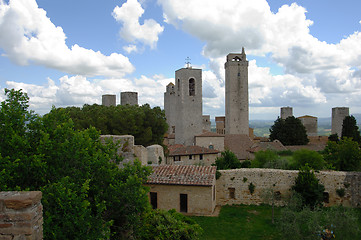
[185,57,191,68]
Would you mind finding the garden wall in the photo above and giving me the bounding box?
[216,168,361,207]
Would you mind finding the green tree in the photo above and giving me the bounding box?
[292,149,325,170]
[269,116,309,146]
[251,150,279,168]
[213,150,241,170]
[292,165,325,209]
[323,137,361,171]
[341,115,361,144]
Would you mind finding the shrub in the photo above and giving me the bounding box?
[292,149,325,170]
[213,150,241,170]
[248,182,255,195]
[292,165,325,209]
[251,150,279,168]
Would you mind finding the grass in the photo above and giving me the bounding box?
[192,205,282,240]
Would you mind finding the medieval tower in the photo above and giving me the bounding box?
[281,107,293,119]
[174,67,203,145]
[121,92,138,106]
[164,83,176,135]
[102,94,116,106]
[332,107,349,138]
[225,48,249,135]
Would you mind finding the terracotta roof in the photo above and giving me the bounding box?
[224,134,253,160]
[249,140,287,153]
[195,131,225,137]
[147,165,216,186]
[298,115,317,119]
[169,145,219,156]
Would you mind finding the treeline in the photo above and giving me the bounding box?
[53,103,168,147]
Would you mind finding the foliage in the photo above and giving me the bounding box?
[279,205,360,240]
[323,137,361,171]
[54,103,168,147]
[292,149,325,170]
[139,209,203,240]
[0,89,156,239]
[248,182,255,195]
[336,188,345,198]
[252,150,289,169]
[269,117,309,146]
[213,150,241,170]
[328,133,339,142]
[341,115,361,144]
[292,165,325,209]
[240,160,251,168]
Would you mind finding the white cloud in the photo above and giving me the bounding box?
[4,73,172,114]
[113,0,164,49]
[0,0,134,77]
[158,0,361,115]
[123,44,138,54]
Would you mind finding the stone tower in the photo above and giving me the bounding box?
[121,92,138,106]
[164,83,176,135]
[281,107,293,119]
[174,67,203,145]
[225,48,249,135]
[102,94,116,106]
[332,107,349,138]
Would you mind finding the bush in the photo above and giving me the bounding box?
[251,150,279,168]
[292,165,325,209]
[292,149,325,170]
[213,150,241,170]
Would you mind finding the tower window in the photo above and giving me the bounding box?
[177,79,180,91]
[189,78,195,96]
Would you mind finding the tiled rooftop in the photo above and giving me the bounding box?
[168,145,220,156]
[195,131,225,137]
[147,165,217,186]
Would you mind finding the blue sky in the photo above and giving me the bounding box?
[1,0,361,121]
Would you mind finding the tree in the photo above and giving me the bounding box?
[341,115,361,144]
[323,137,361,171]
[213,150,241,170]
[292,165,325,209]
[269,116,309,146]
[292,149,325,170]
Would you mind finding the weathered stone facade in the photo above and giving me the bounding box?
[298,115,318,137]
[225,49,249,135]
[102,94,116,106]
[0,191,43,240]
[280,107,293,119]
[195,132,225,151]
[174,68,203,146]
[146,145,165,165]
[202,115,211,132]
[216,168,361,207]
[332,107,349,138]
[164,83,176,135]
[121,91,138,106]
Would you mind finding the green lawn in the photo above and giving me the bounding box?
[192,205,282,240]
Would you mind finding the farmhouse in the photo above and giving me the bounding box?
[145,165,217,215]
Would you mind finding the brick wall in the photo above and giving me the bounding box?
[0,191,43,240]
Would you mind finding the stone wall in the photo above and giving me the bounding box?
[146,145,165,165]
[0,191,43,240]
[216,168,361,207]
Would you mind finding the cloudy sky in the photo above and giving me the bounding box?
[1,0,361,120]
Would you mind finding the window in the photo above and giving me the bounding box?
[180,194,188,213]
[189,78,195,96]
[228,188,235,199]
[174,156,180,161]
[189,155,192,160]
[200,154,203,160]
[323,192,329,203]
[172,126,175,133]
[213,185,216,201]
[209,145,214,149]
[150,192,157,209]
[177,79,180,91]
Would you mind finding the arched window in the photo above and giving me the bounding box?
[189,78,195,96]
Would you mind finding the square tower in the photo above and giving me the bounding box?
[164,83,176,134]
[224,48,249,135]
[174,68,203,145]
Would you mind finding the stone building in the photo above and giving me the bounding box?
[167,145,220,166]
[164,83,176,135]
[225,48,249,135]
[298,115,318,137]
[280,107,293,119]
[332,107,349,138]
[202,115,211,132]
[215,116,226,134]
[145,165,217,215]
[102,94,116,106]
[174,67,203,146]
[121,91,138,106]
[195,131,225,151]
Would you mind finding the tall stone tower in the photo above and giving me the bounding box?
[332,107,349,138]
[164,83,176,134]
[281,107,293,119]
[121,92,138,106]
[174,67,203,145]
[225,48,249,135]
[102,94,116,106]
